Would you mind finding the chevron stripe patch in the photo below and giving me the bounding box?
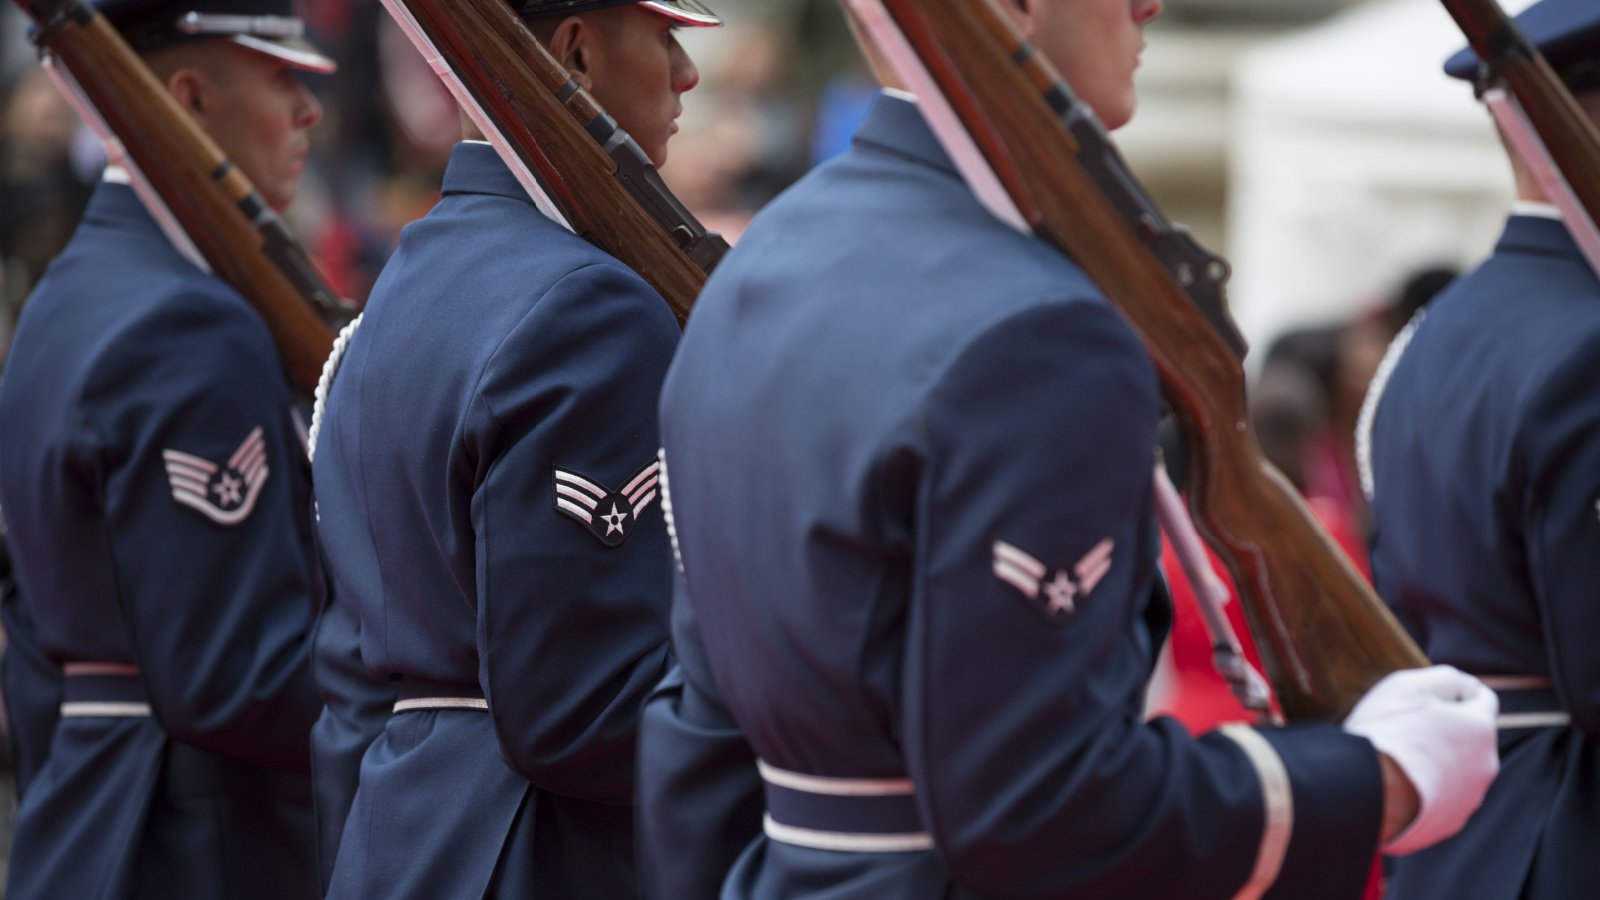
[992,537,1115,622]
[553,460,660,547]
[162,426,270,526]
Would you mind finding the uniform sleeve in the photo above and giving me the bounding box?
[91,291,321,773]
[471,262,676,801]
[1519,329,1600,740]
[638,572,763,899]
[309,549,395,892]
[906,301,1382,899]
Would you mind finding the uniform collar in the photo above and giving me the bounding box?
[440,141,530,203]
[81,178,156,232]
[851,91,958,177]
[1497,211,1584,260]
[1511,200,1561,220]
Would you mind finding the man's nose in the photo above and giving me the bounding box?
[295,82,324,130]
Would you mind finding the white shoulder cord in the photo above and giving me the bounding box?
[1356,310,1426,503]
[307,313,364,464]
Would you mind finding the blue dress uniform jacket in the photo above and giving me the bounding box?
[313,142,676,899]
[641,93,1386,900]
[307,557,395,893]
[1367,213,1600,898]
[0,181,322,899]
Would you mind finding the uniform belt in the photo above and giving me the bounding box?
[59,662,151,717]
[391,676,487,713]
[758,759,932,853]
[1482,676,1570,730]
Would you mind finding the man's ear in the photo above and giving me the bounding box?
[546,16,594,91]
[165,67,209,118]
[1003,0,1037,40]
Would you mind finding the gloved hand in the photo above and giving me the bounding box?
[1342,665,1499,856]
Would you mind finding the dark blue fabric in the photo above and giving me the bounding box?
[61,673,148,705]
[641,92,1384,900]
[761,781,924,835]
[1368,213,1600,899]
[0,181,321,898]
[0,570,60,799]
[307,530,395,894]
[313,142,677,898]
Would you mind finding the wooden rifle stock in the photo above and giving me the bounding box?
[16,0,346,397]
[385,0,729,325]
[1441,0,1600,228]
[865,0,1428,721]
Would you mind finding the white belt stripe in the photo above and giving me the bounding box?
[1498,711,1570,729]
[1480,675,1554,691]
[61,702,152,717]
[62,662,140,676]
[1219,725,1293,900]
[757,759,915,796]
[762,815,933,854]
[392,697,489,713]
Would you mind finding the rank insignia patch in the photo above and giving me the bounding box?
[992,538,1114,622]
[553,461,660,547]
[162,426,270,526]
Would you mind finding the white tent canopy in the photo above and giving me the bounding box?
[1227,0,1541,353]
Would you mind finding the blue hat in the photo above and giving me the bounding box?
[514,0,721,27]
[1444,0,1600,92]
[91,0,336,73]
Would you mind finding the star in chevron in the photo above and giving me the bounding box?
[162,426,270,526]
[213,472,244,507]
[552,461,660,548]
[1042,571,1077,614]
[992,537,1116,625]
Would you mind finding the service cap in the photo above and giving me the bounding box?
[91,0,336,74]
[1443,0,1600,93]
[512,0,721,28]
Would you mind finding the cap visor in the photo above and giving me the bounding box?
[640,0,721,27]
[230,34,338,74]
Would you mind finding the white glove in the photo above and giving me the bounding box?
[1342,665,1500,856]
